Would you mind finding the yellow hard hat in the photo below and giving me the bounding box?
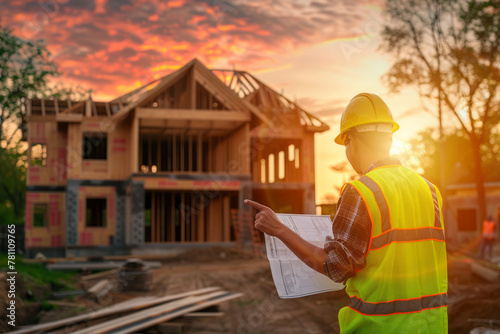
[334,93,400,145]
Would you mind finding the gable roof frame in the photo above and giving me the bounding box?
[111,59,274,130]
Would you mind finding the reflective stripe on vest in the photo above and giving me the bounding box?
[349,293,447,316]
[370,227,445,250]
[358,175,445,250]
[340,166,448,333]
[359,175,391,232]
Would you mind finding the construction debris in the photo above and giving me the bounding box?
[118,258,154,291]
[471,261,500,282]
[86,279,117,301]
[46,260,161,271]
[71,290,243,334]
[51,289,85,299]
[81,269,119,281]
[6,287,237,334]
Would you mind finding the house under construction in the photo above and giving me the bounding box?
[24,59,329,257]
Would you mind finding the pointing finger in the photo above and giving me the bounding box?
[244,199,267,211]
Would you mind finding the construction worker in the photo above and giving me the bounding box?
[480,215,496,259]
[245,93,448,333]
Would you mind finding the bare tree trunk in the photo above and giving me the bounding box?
[471,136,487,226]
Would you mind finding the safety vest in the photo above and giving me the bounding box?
[483,220,495,239]
[338,165,448,333]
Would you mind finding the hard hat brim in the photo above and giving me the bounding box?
[334,121,399,146]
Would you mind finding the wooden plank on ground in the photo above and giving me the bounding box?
[81,269,118,281]
[183,312,224,317]
[76,291,242,334]
[7,287,221,334]
[71,290,229,334]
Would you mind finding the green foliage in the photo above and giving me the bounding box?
[0,24,58,140]
[0,138,26,224]
[41,300,57,311]
[0,253,78,289]
[0,22,90,225]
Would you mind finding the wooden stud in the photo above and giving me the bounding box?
[191,194,195,241]
[157,135,161,172]
[181,192,185,242]
[131,116,139,173]
[151,192,155,242]
[85,100,91,117]
[198,195,205,242]
[67,99,72,108]
[172,134,177,172]
[160,192,165,242]
[27,99,32,117]
[190,69,196,109]
[188,135,193,172]
[158,193,162,243]
[148,135,152,171]
[223,195,230,242]
[41,99,46,116]
[54,99,59,115]
[197,133,202,172]
[180,132,184,172]
[207,136,214,172]
[105,102,111,117]
[92,100,97,117]
[171,192,175,242]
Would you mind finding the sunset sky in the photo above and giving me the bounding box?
[1,0,452,203]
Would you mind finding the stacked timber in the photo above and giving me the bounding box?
[6,287,241,334]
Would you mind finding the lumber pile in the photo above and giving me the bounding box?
[7,287,241,334]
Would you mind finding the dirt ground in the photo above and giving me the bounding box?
[6,246,500,334]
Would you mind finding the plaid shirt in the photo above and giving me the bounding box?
[323,157,403,283]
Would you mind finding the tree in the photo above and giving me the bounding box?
[402,128,500,185]
[0,23,57,141]
[0,23,90,225]
[380,0,500,222]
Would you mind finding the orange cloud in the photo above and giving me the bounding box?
[167,1,184,8]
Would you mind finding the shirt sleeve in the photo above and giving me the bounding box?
[323,184,372,283]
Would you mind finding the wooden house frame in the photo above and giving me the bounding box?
[24,59,329,257]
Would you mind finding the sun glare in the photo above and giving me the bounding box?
[390,137,410,158]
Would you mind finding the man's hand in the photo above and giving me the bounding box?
[244,199,287,237]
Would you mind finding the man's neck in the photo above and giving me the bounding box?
[361,153,391,174]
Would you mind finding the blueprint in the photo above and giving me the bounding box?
[265,214,345,298]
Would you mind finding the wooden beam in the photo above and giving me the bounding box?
[56,113,83,123]
[172,134,177,172]
[223,195,230,242]
[54,100,59,115]
[27,99,32,117]
[208,136,212,172]
[188,135,193,172]
[171,192,175,242]
[41,99,46,116]
[191,194,195,241]
[152,192,156,242]
[181,192,185,242]
[180,132,184,172]
[190,69,196,109]
[85,100,92,117]
[105,102,111,117]
[198,195,205,242]
[136,108,250,122]
[7,288,222,334]
[197,133,202,172]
